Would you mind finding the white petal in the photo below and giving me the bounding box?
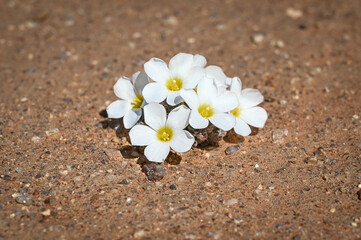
[167,105,190,130]
[166,91,183,106]
[209,113,235,131]
[234,118,252,136]
[113,77,136,101]
[144,58,170,83]
[170,130,194,153]
[197,77,217,104]
[123,109,142,129]
[183,66,206,89]
[144,141,170,163]
[193,54,207,67]
[206,65,227,87]
[226,77,232,86]
[106,100,131,118]
[129,125,156,146]
[213,91,239,113]
[133,71,149,95]
[142,82,167,103]
[241,107,268,128]
[189,110,209,129]
[180,89,199,110]
[144,103,166,130]
[239,88,264,108]
[230,77,242,95]
[131,71,140,83]
[169,53,194,79]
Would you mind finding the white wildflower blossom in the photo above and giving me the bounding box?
[205,65,228,89]
[180,78,239,131]
[106,72,149,129]
[129,103,194,163]
[142,53,207,106]
[229,77,268,136]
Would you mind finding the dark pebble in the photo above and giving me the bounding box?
[357,189,361,200]
[275,224,283,229]
[35,172,45,179]
[44,196,57,206]
[303,187,311,191]
[118,179,129,185]
[225,145,240,155]
[298,24,306,30]
[0,203,2,210]
[169,184,177,190]
[286,143,292,147]
[3,175,11,180]
[142,163,166,181]
[62,98,73,104]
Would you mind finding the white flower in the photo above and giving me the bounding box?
[228,77,268,136]
[129,103,194,163]
[106,72,149,129]
[180,77,239,131]
[142,53,207,106]
[205,65,228,89]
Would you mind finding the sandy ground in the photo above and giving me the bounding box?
[0,0,360,239]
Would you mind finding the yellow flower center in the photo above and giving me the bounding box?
[131,94,144,109]
[165,77,183,91]
[198,103,214,119]
[156,126,173,142]
[230,106,242,117]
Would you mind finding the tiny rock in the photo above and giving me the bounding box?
[15,195,33,206]
[142,163,166,181]
[134,230,145,238]
[45,128,59,136]
[226,198,238,206]
[163,16,178,26]
[225,145,240,155]
[286,8,303,19]
[41,209,51,216]
[272,129,288,144]
[357,189,361,201]
[251,33,264,44]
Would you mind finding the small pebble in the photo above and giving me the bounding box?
[107,174,116,181]
[330,208,336,213]
[234,217,243,224]
[44,196,57,206]
[275,224,283,229]
[45,128,59,136]
[272,129,288,143]
[163,16,178,26]
[357,189,361,201]
[41,209,51,216]
[225,145,240,155]
[142,163,166,181]
[2,175,11,180]
[118,179,129,185]
[251,33,264,44]
[35,172,45,179]
[286,8,303,19]
[226,198,238,206]
[205,182,212,187]
[15,195,33,206]
[169,184,177,190]
[134,230,145,238]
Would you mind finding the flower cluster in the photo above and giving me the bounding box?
[107,53,267,163]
